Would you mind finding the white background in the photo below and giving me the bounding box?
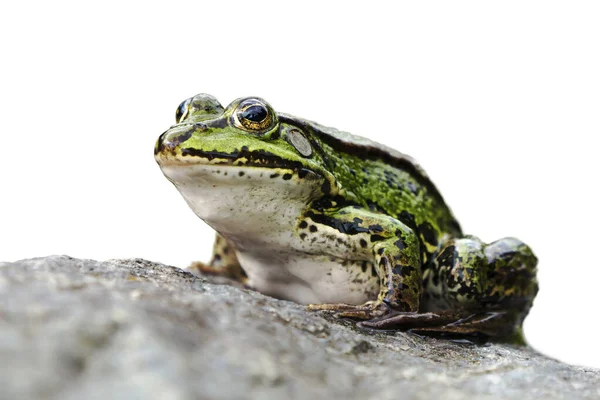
[1,1,599,368]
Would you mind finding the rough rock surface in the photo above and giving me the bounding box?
[0,256,598,400]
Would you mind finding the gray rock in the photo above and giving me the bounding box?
[0,256,597,400]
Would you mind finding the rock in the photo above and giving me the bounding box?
[0,256,598,400]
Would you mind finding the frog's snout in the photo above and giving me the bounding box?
[155,125,198,155]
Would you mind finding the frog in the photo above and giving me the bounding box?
[155,93,538,342]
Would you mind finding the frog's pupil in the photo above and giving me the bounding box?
[242,105,267,122]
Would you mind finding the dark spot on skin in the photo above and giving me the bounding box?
[363,178,369,184]
[394,238,406,250]
[298,169,310,179]
[224,172,228,176]
[307,211,370,235]
[349,168,356,176]
[300,233,307,240]
[401,266,414,276]
[368,224,384,233]
[407,181,419,195]
[361,262,368,273]
[176,129,193,144]
[370,235,385,242]
[309,225,318,233]
[270,173,280,179]
[213,254,222,262]
[359,239,367,248]
[418,221,438,246]
[207,118,228,129]
[436,245,456,268]
[398,211,417,233]
[367,202,380,212]
[283,173,293,180]
[321,179,331,194]
[457,284,471,295]
[377,248,384,255]
[371,266,378,277]
[299,221,308,229]
[241,146,249,151]
[238,171,245,177]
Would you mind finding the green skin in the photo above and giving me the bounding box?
[155,94,538,342]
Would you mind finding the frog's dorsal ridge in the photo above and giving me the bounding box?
[278,113,447,208]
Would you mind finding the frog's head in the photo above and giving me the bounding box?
[155,94,337,236]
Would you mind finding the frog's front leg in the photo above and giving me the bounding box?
[305,205,422,319]
[189,234,248,283]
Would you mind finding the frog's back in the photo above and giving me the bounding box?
[281,114,462,253]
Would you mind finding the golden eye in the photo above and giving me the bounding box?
[234,99,274,132]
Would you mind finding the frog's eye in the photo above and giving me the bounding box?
[175,97,192,123]
[233,98,276,133]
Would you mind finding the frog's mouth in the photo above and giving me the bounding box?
[155,130,317,178]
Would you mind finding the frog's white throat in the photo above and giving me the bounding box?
[160,164,323,244]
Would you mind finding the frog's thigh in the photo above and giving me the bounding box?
[370,236,538,339]
[430,236,538,313]
[306,206,422,314]
[189,233,247,283]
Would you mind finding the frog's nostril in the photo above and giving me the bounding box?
[194,123,208,131]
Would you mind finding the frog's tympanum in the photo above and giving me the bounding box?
[155,94,538,342]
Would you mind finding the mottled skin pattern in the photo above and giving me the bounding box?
[155,94,538,342]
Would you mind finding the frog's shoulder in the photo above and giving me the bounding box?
[278,112,430,179]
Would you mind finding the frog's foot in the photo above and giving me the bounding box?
[188,260,248,285]
[308,301,389,320]
[359,310,521,341]
[187,234,247,284]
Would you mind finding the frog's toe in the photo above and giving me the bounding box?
[358,311,456,330]
[188,261,248,287]
[308,301,389,320]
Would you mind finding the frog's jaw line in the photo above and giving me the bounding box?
[160,164,323,242]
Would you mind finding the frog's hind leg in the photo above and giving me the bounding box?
[189,234,248,283]
[361,236,538,341]
[360,309,523,343]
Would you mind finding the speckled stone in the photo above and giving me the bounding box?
[0,256,598,400]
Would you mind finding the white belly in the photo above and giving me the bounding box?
[236,250,379,305]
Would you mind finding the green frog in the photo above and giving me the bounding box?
[155,94,538,341]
